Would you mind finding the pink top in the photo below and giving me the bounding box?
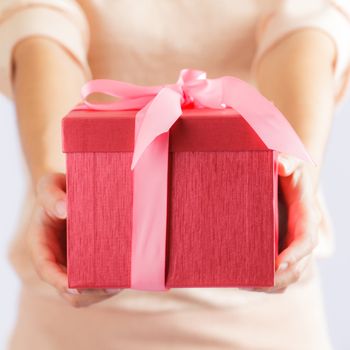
[1,2,345,349]
[1,0,350,101]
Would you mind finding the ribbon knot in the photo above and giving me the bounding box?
[82,69,312,170]
[81,69,312,291]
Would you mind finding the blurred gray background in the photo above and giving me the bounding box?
[0,93,349,349]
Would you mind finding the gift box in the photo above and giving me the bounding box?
[62,69,310,291]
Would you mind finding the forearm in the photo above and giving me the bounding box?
[255,29,336,186]
[13,37,86,186]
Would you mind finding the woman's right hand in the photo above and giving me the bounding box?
[28,172,122,307]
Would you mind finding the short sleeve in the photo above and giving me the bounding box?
[0,0,91,100]
[253,0,350,101]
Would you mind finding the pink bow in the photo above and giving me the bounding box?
[81,69,311,291]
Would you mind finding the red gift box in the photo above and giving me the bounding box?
[62,70,311,291]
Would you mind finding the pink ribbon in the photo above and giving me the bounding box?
[81,69,311,291]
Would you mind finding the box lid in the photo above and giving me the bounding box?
[62,107,268,153]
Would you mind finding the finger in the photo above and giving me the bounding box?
[65,288,122,296]
[280,166,315,209]
[104,288,123,294]
[278,168,320,266]
[278,154,303,177]
[276,219,319,267]
[60,291,120,308]
[252,255,312,293]
[273,255,311,291]
[36,173,67,219]
[277,195,320,267]
[28,206,68,293]
[246,286,287,294]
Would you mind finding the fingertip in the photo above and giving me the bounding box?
[104,288,122,294]
[66,288,80,295]
[275,250,295,271]
[278,155,301,176]
[56,275,69,294]
[278,157,293,176]
[277,252,296,268]
[55,200,67,219]
[277,262,289,272]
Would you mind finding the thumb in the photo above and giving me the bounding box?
[36,173,67,220]
[278,154,302,177]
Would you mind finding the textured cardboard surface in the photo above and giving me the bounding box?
[66,150,277,288]
[64,107,277,289]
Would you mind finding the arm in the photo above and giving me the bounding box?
[255,28,336,186]
[255,29,336,291]
[13,37,85,185]
[13,37,120,306]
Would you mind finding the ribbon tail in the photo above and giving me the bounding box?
[131,87,183,169]
[130,88,182,291]
[219,77,314,164]
[131,132,170,291]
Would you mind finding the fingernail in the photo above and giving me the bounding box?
[279,157,291,174]
[66,288,80,295]
[105,288,121,294]
[55,200,67,219]
[277,262,288,271]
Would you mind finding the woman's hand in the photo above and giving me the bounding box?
[259,154,322,293]
[31,159,322,299]
[28,173,122,307]
[254,29,337,293]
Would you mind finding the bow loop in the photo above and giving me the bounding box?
[81,79,164,111]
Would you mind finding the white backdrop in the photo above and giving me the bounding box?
[0,93,349,349]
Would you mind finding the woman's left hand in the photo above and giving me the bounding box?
[255,154,321,293]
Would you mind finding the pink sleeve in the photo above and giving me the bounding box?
[0,0,91,100]
[253,0,350,101]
